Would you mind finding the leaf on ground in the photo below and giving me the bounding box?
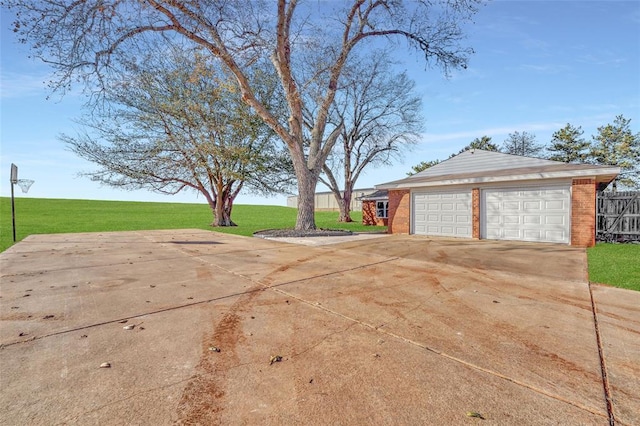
[466,411,485,419]
[269,355,282,365]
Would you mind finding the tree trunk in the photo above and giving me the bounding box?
[210,183,236,227]
[223,188,238,227]
[338,185,353,222]
[212,187,226,227]
[295,170,318,231]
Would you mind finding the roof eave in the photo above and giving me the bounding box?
[375,167,621,190]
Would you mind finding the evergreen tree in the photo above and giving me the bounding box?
[547,124,590,163]
[590,115,640,190]
[457,136,500,154]
[407,160,440,176]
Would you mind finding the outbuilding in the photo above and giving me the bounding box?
[366,150,620,247]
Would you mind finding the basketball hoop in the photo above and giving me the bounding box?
[16,179,35,194]
[9,163,35,242]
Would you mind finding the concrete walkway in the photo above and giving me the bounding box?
[1,230,638,425]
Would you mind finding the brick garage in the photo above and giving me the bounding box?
[368,150,619,247]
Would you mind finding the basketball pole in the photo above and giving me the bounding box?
[10,163,18,242]
[11,179,16,242]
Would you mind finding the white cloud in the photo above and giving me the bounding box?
[518,63,571,74]
[419,120,568,144]
[0,71,49,98]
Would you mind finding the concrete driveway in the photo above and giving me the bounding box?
[0,230,638,425]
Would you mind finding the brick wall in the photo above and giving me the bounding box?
[472,188,480,239]
[362,200,388,226]
[388,189,410,234]
[571,179,597,247]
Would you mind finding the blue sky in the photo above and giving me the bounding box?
[1,1,639,206]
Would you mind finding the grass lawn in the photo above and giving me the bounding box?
[0,197,385,253]
[587,243,640,292]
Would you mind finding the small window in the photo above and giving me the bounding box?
[376,201,388,218]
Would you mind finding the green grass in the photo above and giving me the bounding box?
[587,243,640,291]
[0,197,385,252]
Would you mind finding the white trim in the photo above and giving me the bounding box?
[377,168,619,190]
[376,200,389,219]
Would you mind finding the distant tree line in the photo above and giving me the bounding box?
[408,115,640,190]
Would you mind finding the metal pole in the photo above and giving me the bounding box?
[11,181,16,242]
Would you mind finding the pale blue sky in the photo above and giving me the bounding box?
[1,1,639,206]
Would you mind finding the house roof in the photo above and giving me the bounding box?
[376,150,620,190]
[359,189,388,200]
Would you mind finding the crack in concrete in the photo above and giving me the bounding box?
[3,232,612,423]
[265,282,608,420]
[156,233,610,421]
[589,282,616,425]
[62,376,193,423]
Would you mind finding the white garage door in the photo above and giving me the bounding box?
[413,190,472,238]
[482,186,570,243]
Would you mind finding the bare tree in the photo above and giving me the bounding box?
[502,131,545,157]
[319,52,423,222]
[4,0,481,230]
[62,47,293,226]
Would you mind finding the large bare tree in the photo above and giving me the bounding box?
[4,0,481,230]
[320,51,422,222]
[502,131,544,157]
[62,47,293,226]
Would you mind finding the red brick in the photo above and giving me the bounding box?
[388,189,410,234]
[362,200,388,226]
[571,179,596,247]
[472,188,480,239]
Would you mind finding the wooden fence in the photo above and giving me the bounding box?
[596,191,640,242]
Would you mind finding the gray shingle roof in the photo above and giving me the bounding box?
[377,150,620,189]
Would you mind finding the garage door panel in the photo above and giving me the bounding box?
[523,229,543,240]
[503,215,520,224]
[545,188,566,196]
[482,186,570,243]
[545,230,565,241]
[441,203,455,211]
[545,200,566,210]
[545,215,565,225]
[503,201,520,210]
[441,214,455,223]
[524,201,541,210]
[523,215,541,225]
[413,190,472,238]
[504,229,522,239]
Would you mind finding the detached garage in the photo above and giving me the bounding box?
[371,150,620,247]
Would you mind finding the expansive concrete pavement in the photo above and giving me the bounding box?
[0,230,638,425]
